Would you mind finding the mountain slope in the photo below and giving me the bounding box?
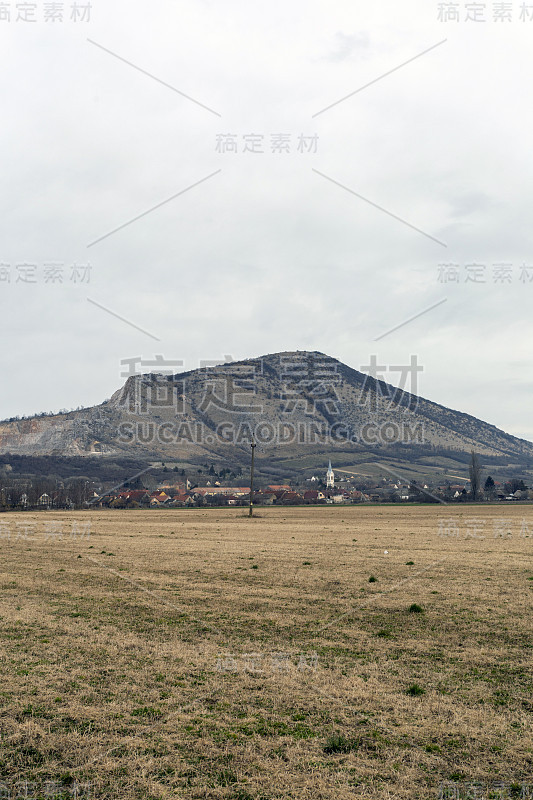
[0,352,531,472]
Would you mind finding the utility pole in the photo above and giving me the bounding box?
[249,437,256,517]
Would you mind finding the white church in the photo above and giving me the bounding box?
[326,460,334,488]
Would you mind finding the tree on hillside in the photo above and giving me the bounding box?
[469,451,482,500]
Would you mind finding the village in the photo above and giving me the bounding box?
[96,462,532,509]
[1,460,531,512]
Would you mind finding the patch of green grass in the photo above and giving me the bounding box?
[406,684,425,697]
[492,690,511,708]
[368,575,378,583]
[408,603,424,614]
[18,704,48,718]
[237,718,316,739]
[216,769,238,786]
[12,744,45,767]
[229,790,255,800]
[449,771,466,781]
[50,717,96,734]
[130,706,163,720]
[323,733,359,754]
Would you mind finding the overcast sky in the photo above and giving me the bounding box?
[1,0,532,442]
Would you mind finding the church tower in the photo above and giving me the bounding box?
[326,460,334,489]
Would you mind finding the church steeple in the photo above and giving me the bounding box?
[326,460,334,488]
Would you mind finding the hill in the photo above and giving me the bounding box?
[0,351,532,483]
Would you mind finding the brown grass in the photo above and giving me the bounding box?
[0,505,532,799]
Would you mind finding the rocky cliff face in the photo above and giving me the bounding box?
[0,412,118,456]
[1,351,532,466]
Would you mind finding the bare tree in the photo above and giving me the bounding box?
[469,451,482,500]
[66,477,91,507]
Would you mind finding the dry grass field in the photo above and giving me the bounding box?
[0,505,532,799]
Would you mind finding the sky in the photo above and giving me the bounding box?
[1,0,533,441]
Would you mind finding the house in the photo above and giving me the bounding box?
[171,493,194,507]
[121,490,150,504]
[329,494,346,504]
[193,487,251,498]
[304,490,325,503]
[159,482,186,495]
[260,492,276,505]
[450,485,466,495]
[254,490,276,505]
[149,491,171,506]
[277,491,303,505]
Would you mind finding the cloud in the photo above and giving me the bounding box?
[0,0,531,444]
[323,31,371,62]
